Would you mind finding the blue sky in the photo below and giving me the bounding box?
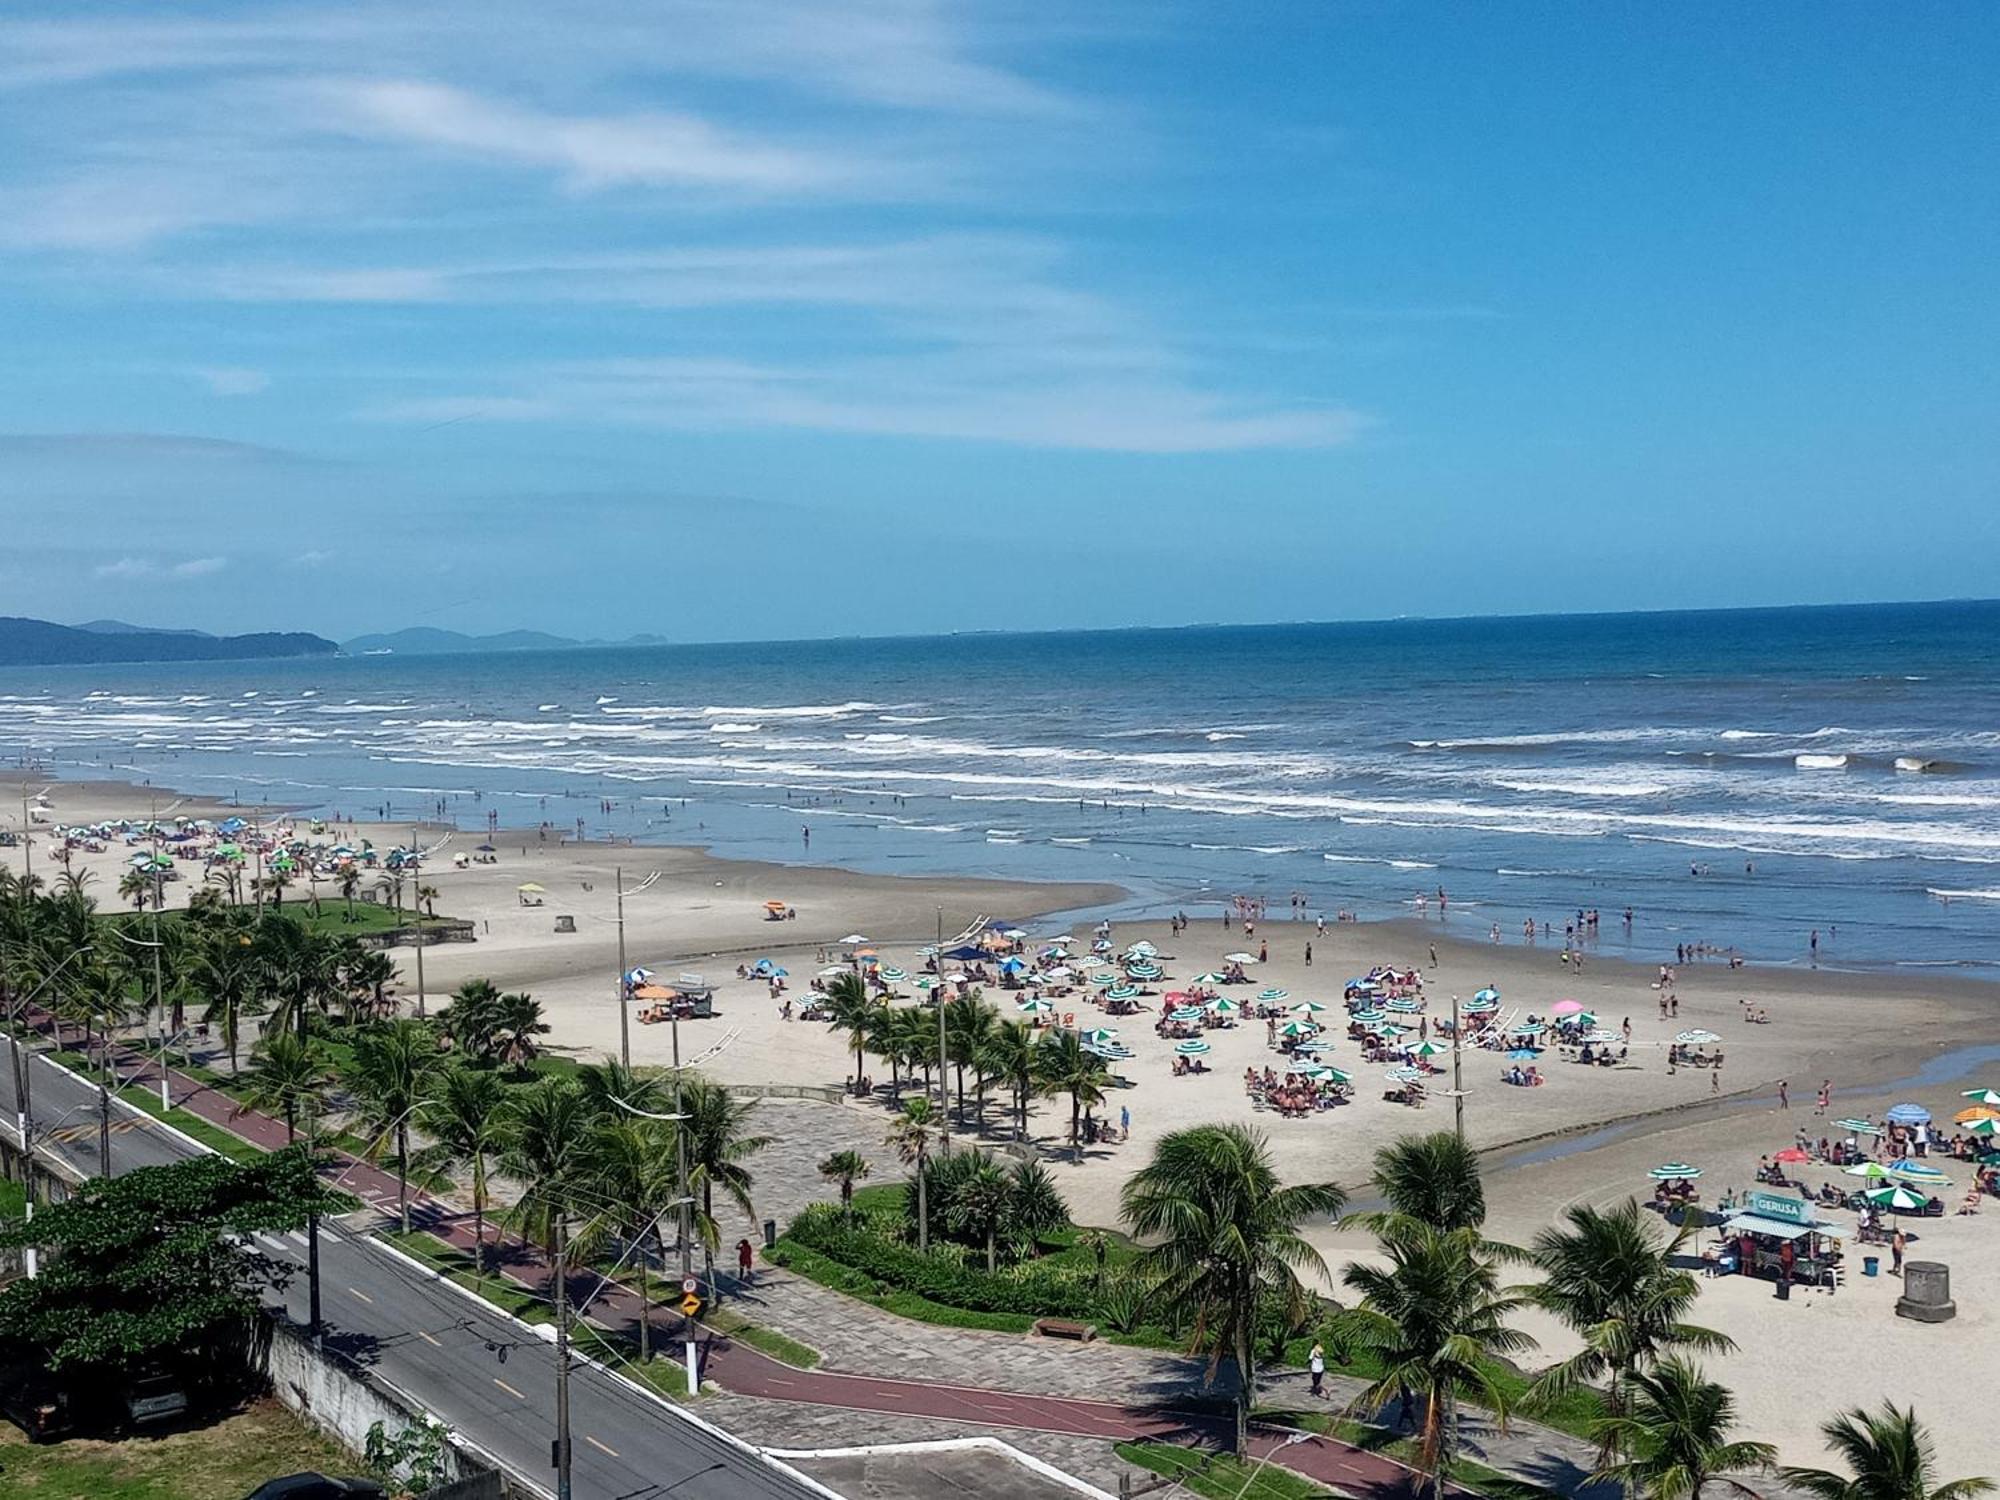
[3,2,1996,641]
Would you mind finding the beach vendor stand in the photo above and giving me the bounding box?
[1714,1190,1841,1293]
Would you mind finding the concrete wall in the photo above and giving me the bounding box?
[261,1315,521,1494]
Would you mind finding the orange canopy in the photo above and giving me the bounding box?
[1954,1106,2000,1124]
[632,983,677,1001]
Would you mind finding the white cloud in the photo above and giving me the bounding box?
[91,555,229,580]
[291,549,333,566]
[195,366,270,396]
[323,79,860,193]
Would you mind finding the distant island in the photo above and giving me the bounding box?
[0,617,338,666]
[341,627,669,656]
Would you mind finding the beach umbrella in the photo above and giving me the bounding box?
[1773,1147,1812,1165]
[1506,1048,1541,1061]
[1092,972,1118,988]
[1884,1102,1932,1126]
[1290,1001,1328,1015]
[1371,1023,1408,1039]
[818,966,849,979]
[1258,988,1290,1003]
[1278,1021,1316,1039]
[1125,941,1158,958]
[1105,984,1140,1002]
[1833,1117,1882,1135]
[1551,999,1585,1017]
[1208,998,1242,1015]
[1403,1039,1450,1058]
[914,976,940,991]
[999,956,1026,973]
[1461,996,1497,1014]
[1174,1039,1212,1056]
[1889,1160,1950,1184]
[1961,1088,2000,1106]
[1953,1107,2000,1125]
[1291,1037,1331,1053]
[1170,1005,1205,1022]
[1580,1028,1620,1045]
[1224,952,1258,964]
[1386,997,1424,1014]
[1016,997,1054,1014]
[840,933,870,946]
[1647,1163,1703,1180]
[1081,1027,1119,1045]
[1675,1030,1721,1045]
[878,967,908,983]
[1473,988,1500,1003]
[1842,1162,1891,1180]
[1572,1012,1600,1029]
[1863,1185,1929,1213]
[1384,1066,1423,1083]
[1126,961,1163,980]
[1190,972,1229,985]
[1352,1007,1387,1023]
[1508,1022,1547,1037]
[1961,1118,2000,1139]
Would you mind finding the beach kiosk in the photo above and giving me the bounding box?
[1716,1191,1840,1292]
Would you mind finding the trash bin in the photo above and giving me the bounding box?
[1863,1255,1879,1277]
[763,1218,777,1249]
[1776,1275,1791,1301]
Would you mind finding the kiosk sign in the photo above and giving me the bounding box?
[1747,1191,1810,1225]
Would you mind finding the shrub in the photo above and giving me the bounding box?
[783,1209,1102,1321]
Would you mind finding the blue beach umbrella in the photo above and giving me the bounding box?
[1258,988,1290,1003]
[1506,1048,1541,1061]
[1884,1103,1932,1126]
[1105,984,1140,1002]
[1473,988,1499,1003]
[1889,1160,1949,1184]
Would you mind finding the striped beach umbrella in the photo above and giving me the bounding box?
[1105,984,1140,1002]
[1352,1008,1387,1023]
[1016,997,1054,1014]
[1371,1022,1408,1039]
[1278,1021,1316,1039]
[1889,1160,1950,1184]
[1842,1161,1891,1180]
[1461,996,1497,1014]
[1174,1039,1212,1056]
[878,966,909,983]
[1472,988,1500,1003]
[1675,1030,1721,1045]
[1125,941,1158,958]
[1961,1118,2000,1139]
[1403,1039,1450,1058]
[1507,1022,1547,1037]
[1092,971,1118,988]
[1291,1037,1330,1053]
[1961,1088,2000,1106]
[1208,998,1242,1015]
[1225,952,1258,964]
[1580,1028,1620,1045]
[1885,1102,1933,1126]
[1386,997,1423,1014]
[1954,1107,2000,1125]
[1384,1066,1423,1083]
[1081,1027,1119,1045]
[1169,1005,1205,1022]
[1864,1185,1929,1213]
[1290,1001,1328,1014]
[1833,1117,1881,1135]
[1647,1163,1703,1180]
[914,976,940,990]
[1126,961,1163,981]
[1258,988,1290,1003]
[1191,972,1229,985]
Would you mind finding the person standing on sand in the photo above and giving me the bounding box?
[1712,1065,1721,1095]
[1816,1079,1831,1115]
[1778,1080,1789,1109]
[1891,1227,1907,1276]
[1259,939,1268,964]
[1304,942,1312,967]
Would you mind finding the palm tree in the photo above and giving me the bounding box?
[347,950,398,1022]
[680,1075,772,1292]
[195,914,260,1074]
[1529,1199,1735,1460]
[345,1018,444,1233]
[417,883,440,919]
[1340,1226,1537,1497]
[1032,1028,1107,1160]
[238,1032,331,1143]
[573,1115,678,1361]
[1780,1404,1993,1500]
[1589,1358,1777,1500]
[818,1149,871,1224]
[944,995,999,1126]
[1122,1123,1346,1455]
[338,866,361,923]
[117,867,150,911]
[499,1075,592,1258]
[490,991,549,1073]
[577,1055,669,1118]
[946,1153,1014,1272]
[438,976,501,1059]
[980,1019,1038,1141]
[888,1097,941,1254]
[1353,1131,1492,1238]
[419,1064,510,1271]
[823,972,875,1095]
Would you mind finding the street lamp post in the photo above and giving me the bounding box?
[615,868,629,1068]
[552,1213,573,1500]
[1450,992,1465,1142]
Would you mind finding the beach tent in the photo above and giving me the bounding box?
[1884,1102,1932,1126]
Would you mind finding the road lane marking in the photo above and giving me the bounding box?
[418,1331,441,1346]
[584,1435,619,1457]
[348,1287,374,1304]
[493,1378,526,1400]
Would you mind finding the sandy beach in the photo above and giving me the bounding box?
[13,769,2000,1470]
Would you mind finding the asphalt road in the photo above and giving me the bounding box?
[0,1034,833,1500]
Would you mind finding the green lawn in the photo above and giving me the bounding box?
[0,1398,359,1499]
[119,1088,269,1164]
[1256,1410,1566,1500]
[1115,1441,1335,1499]
[703,1305,822,1369]
[104,899,453,940]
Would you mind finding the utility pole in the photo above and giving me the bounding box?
[307,1102,324,1347]
[410,824,426,1020]
[1450,992,1465,1142]
[98,1076,112,1179]
[615,867,629,1068]
[552,1214,574,1500]
[936,905,951,1151]
[150,798,168,1110]
[671,1009,690,1279]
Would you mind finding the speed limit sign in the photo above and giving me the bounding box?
[681,1277,699,1295]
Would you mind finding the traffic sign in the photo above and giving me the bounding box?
[679,1292,702,1317]
[681,1276,699,1295]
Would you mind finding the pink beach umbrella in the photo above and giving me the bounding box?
[1550,999,1586,1017]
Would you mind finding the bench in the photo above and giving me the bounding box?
[1031,1318,1098,1343]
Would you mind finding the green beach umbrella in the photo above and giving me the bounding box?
[1092,972,1118,988]
[1278,1020,1316,1038]
[1352,1008,1387,1023]
[1833,1117,1881,1135]
[1963,1118,2000,1138]
[1842,1161,1891,1180]
[1016,997,1054,1014]
[1675,1029,1721,1045]
[1290,1001,1328,1014]
[1864,1185,1928,1212]
[1386,997,1423,1014]
[1404,1039,1450,1059]
[914,976,940,990]
[1190,972,1228,985]
[1174,1039,1211,1056]
[1105,984,1140,1002]
[1648,1163,1703,1180]
[1081,1027,1119,1045]
[1207,997,1242,1015]
[879,966,908,983]
[1258,988,1290,1003]
[1962,1088,2000,1106]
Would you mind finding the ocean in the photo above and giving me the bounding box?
[5,599,1999,974]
